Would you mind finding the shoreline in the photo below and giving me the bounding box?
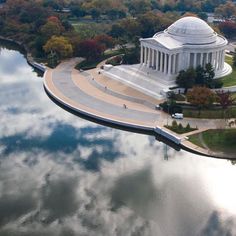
[1,37,234,159]
[43,59,236,160]
[0,36,46,73]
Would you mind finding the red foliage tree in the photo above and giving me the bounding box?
[94,34,115,50]
[75,39,105,61]
[218,21,236,38]
[216,90,235,110]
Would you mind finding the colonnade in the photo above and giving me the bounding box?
[189,50,225,71]
[140,46,179,75]
[140,45,225,75]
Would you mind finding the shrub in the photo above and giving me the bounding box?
[186,123,191,130]
[212,79,223,89]
[172,120,178,128]
[159,102,183,114]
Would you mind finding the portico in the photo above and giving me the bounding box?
[140,45,179,75]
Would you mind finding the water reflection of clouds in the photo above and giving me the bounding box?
[0,47,236,235]
[0,49,31,81]
[1,146,236,236]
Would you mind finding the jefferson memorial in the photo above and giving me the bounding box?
[140,16,232,79]
[103,16,232,99]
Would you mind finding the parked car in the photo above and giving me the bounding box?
[171,113,183,119]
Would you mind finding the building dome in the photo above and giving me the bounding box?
[165,16,217,44]
[140,16,232,80]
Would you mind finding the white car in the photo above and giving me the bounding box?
[171,113,183,119]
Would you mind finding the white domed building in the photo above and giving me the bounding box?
[140,16,232,79]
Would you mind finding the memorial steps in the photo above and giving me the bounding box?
[102,64,176,100]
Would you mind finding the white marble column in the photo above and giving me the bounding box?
[168,54,172,74]
[164,53,168,74]
[144,47,147,65]
[220,50,224,70]
[156,50,159,71]
[148,48,152,67]
[152,49,155,68]
[160,52,163,72]
[140,46,143,64]
[206,52,209,65]
[200,53,203,67]
[213,51,217,69]
[221,50,225,69]
[217,51,221,70]
[193,53,196,68]
[215,51,218,70]
[176,53,179,73]
[173,54,176,74]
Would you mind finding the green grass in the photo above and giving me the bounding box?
[188,134,205,149]
[189,129,236,153]
[183,107,236,119]
[220,55,236,87]
[70,21,111,39]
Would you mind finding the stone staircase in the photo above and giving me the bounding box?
[102,64,176,100]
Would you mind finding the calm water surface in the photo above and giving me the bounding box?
[0,44,236,236]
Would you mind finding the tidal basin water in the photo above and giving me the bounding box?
[0,44,236,236]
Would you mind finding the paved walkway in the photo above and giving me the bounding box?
[43,58,235,159]
[45,59,165,128]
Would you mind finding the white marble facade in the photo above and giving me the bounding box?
[140,16,232,79]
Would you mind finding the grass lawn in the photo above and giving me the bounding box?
[189,129,236,153]
[188,134,205,149]
[220,55,236,87]
[183,107,236,119]
[70,21,111,39]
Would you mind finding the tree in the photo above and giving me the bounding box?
[91,8,100,20]
[205,63,215,88]
[41,21,62,38]
[109,24,126,38]
[218,21,236,38]
[43,36,73,59]
[94,34,115,50]
[75,39,105,61]
[216,90,235,119]
[126,0,151,15]
[233,49,236,67]
[195,65,206,86]
[215,2,236,19]
[71,5,86,17]
[197,12,208,20]
[187,86,216,115]
[176,68,196,93]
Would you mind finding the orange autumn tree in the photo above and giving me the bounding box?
[187,87,216,115]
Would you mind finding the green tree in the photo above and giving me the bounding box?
[176,68,196,93]
[205,63,215,88]
[41,21,62,38]
[233,49,236,67]
[195,65,206,86]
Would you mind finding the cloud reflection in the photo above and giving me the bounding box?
[0,44,236,236]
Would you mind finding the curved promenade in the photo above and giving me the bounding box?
[43,58,235,159]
